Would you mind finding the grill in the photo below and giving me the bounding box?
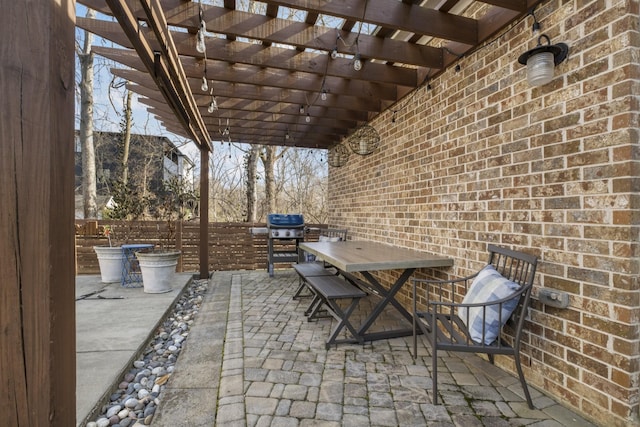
[266,214,305,277]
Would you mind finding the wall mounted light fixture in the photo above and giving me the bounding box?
[518,34,568,86]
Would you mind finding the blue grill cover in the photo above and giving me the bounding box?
[267,214,304,227]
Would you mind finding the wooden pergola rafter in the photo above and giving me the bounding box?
[78,0,542,149]
[103,0,212,150]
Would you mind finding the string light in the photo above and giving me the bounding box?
[299,105,305,114]
[353,38,362,71]
[530,6,541,34]
[305,113,311,123]
[321,89,327,101]
[196,29,206,53]
[207,97,217,113]
[354,53,362,71]
[200,25,209,93]
[330,32,339,59]
[195,2,206,53]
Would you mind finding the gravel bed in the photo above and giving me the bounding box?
[86,278,208,427]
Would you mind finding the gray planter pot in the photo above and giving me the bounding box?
[135,251,181,294]
[93,246,123,283]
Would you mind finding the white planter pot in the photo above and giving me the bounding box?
[136,251,181,294]
[93,246,123,283]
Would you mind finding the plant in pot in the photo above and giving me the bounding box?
[95,180,149,285]
[136,177,196,294]
[93,225,124,283]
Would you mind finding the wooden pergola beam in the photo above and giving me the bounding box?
[99,50,402,102]
[78,18,421,87]
[104,0,211,151]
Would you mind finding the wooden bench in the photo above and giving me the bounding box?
[412,244,538,409]
[304,275,366,349]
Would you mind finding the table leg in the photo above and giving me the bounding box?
[325,297,364,349]
[357,268,415,340]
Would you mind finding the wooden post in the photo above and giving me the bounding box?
[199,148,210,279]
[175,220,183,272]
[0,1,76,426]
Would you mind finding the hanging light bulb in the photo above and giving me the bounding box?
[321,89,327,101]
[201,76,208,92]
[196,29,206,53]
[353,53,362,71]
[305,113,311,123]
[330,47,338,59]
[207,97,218,113]
[299,105,305,114]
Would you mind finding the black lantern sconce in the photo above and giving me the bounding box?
[518,34,568,86]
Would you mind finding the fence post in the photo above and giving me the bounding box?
[176,220,183,272]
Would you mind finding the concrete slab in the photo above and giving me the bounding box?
[75,273,192,426]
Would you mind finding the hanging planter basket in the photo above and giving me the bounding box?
[328,143,350,167]
[348,124,380,155]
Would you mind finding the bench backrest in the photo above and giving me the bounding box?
[321,228,348,241]
[487,244,538,288]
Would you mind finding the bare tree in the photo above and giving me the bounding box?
[260,145,288,215]
[245,145,259,222]
[209,142,245,221]
[77,8,97,218]
[120,89,133,185]
[278,149,328,223]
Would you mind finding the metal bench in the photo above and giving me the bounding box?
[293,228,348,298]
[305,275,366,349]
[292,262,335,299]
[412,244,538,409]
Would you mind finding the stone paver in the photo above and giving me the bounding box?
[155,270,600,427]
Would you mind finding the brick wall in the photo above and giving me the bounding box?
[328,1,639,426]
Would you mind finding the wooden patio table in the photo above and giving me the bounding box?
[298,240,454,342]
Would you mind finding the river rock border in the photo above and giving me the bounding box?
[86,278,209,427]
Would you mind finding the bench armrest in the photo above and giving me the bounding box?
[412,272,479,307]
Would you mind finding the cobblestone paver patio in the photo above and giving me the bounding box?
[153,270,598,427]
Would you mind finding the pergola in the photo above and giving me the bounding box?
[77,0,541,150]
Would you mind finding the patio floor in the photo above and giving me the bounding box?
[75,273,193,426]
[148,269,598,427]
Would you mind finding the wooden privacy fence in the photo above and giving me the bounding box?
[75,219,326,275]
